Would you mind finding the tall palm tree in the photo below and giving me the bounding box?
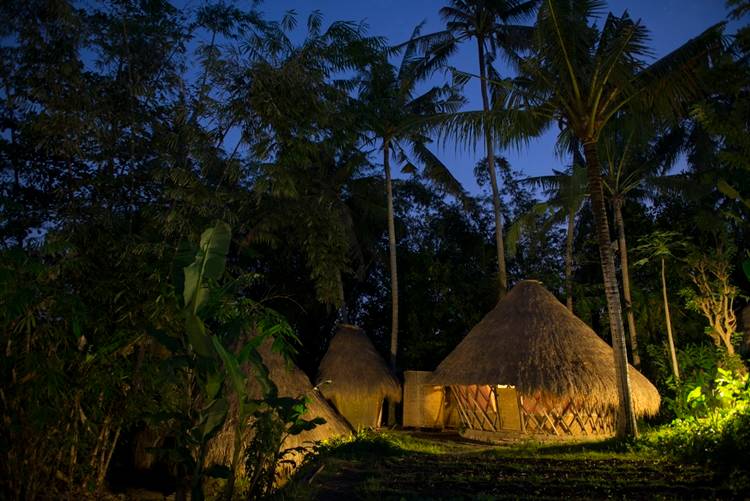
[510,0,725,436]
[633,231,689,382]
[601,127,647,370]
[599,118,684,369]
[357,26,467,408]
[415,0,539,298]
[510,163,588,310]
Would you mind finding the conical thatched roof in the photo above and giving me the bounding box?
[206,337,351,474]
[317,324,402,403]
[431,280,660,416]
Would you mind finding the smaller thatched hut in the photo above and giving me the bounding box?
[317,324,402,430]
[135,336,351,486]
[205,338,351,479]
[431,280,661,440]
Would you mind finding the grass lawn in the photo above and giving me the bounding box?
[278,430,749,500]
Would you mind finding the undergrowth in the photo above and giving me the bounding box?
[639,368,750,482]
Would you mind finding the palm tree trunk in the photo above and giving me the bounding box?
[565,206,575,311]
[337,270,349,324]
[613,198,641,368]
[384,140,399,425]
[477,38,507,298]
[661,256,680,381]
[582,142,638,438]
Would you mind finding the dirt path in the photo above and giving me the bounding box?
[283,432,746,500]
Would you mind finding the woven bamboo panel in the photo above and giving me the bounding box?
[403,371,447,428]
[520,394,616,436]
[443,387,461,428]
[451,385,522,432]
[450,385,615,437]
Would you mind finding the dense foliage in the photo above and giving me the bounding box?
[645,369,750,486]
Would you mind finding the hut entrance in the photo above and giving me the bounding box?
[451,385,522,432]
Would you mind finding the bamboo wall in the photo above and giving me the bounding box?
[451,384,617,437]
[403,370,455,428]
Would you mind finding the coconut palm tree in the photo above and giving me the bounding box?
[508,0,725,436]
[601,127,649,370]
[414,0,539,298]
[509,163,588,310]
[357,26,467,410]
[633,231,689,382]
[599,117,685,369]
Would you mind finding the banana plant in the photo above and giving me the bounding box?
[152,221,320,500]
[182,221,232,356]
[178,221,237,500]
[149,221,268,500]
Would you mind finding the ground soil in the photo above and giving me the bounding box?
[280,431,749,500]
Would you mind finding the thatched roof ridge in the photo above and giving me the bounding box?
[317,324,402,403]
[431,280,660,416]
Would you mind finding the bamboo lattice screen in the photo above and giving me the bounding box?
[451,385,616,436]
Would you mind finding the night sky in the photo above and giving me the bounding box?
[258,0,737,193]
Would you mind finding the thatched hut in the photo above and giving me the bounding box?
[317,324,402,430]
[204,338,351,478]
[431,280,660,440]
[135,337,350,486]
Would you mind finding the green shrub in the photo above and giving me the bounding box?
[314,430,404,459]
[646,343,745,420]
[645,369,750,473]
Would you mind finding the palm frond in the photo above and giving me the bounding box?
[428,105,550,153]
[410,141,470,205]
[394,29,459,66]
[727,0,750,20]
[633,22,727,120]
[497,0,542,23]
[397,21,428,84]
[506,201,553,257]
[493,24,536,56]
[589,12,650,113]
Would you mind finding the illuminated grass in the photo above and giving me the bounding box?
[281,430,745,500]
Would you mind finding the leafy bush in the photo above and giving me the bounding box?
[313,430,405,459]
[645,369,750,475]
[1,234,170,499]
[645,343,745,419]
[241,395,324,499]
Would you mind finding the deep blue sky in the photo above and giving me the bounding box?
[258,0,736,193]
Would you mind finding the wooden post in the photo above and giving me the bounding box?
[517,393,526,434]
